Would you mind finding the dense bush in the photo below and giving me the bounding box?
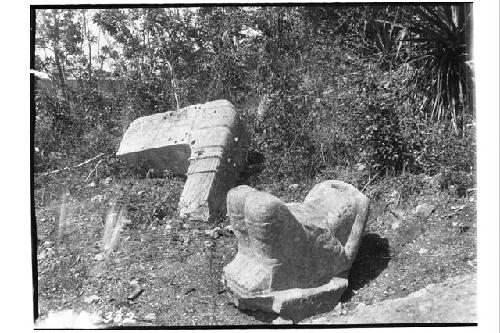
[34,6,475,185]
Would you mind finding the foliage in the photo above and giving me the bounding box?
[34,5,475,183]
[379,5,473,134]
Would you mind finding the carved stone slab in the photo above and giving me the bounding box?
[117,100,248,221]
[222,180,370,321]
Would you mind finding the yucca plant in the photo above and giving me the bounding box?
[402,5,473,135]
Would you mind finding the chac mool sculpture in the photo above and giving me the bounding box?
[222,180,370,322]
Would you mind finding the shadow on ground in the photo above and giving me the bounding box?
[239,308,279,324]
[340,233,391,302]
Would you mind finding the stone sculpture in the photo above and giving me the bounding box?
[222,180,370,322]
[117,100,248,221]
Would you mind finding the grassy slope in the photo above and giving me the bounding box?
[34,166,476,326]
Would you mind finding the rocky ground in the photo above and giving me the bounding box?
[304,273,476,324]
[33,168,476,327]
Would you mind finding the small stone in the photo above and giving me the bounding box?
[205,227,221,239]
[355,163,366,171]
[389,189,399,202]
[38,251,46,260]
[418,248,429,255]
[84,295,100,304]
[87,182,96,188]
[391,221,401,230]
[43,241,53,247]
[94,253,105,261]
[224,225,234,234]
[144,313,156,322]
[415,203,435,218]
[183,287,196,295]
[91,195,105,203]
[272,317,294,325]
[288,184,299,190]
[101,177,112,185]
[183,235,191,245]
[127,287,144,301]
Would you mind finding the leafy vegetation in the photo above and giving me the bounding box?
[35,5,474,180]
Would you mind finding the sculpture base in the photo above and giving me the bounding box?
[225,276,348,322]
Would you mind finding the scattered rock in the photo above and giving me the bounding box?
[415,203,435,219]
[355,163,366,171]
[144,313,156,322]
[418,248,429,255]
[91,195,106,203]
[388,189,399,203]
[183,287,196,295]
[224,225,234,234]
[127,287,144,301]
[84,295,100,304]
[288,183,299,190]
[390,209,406,219]
[451,204,467,212]
[183,235,191,245]
[391,221,401,230]
[101,177,112,186]
[272,317,294,325]
[205,227,221,239]
[357,302,367,309]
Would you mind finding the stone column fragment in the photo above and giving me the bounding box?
[117,100,248,221]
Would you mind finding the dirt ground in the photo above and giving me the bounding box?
[33,170,476,327]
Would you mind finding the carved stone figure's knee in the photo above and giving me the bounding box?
[244,192,287,259]
[227,185,257,219]
[227,185,258,253]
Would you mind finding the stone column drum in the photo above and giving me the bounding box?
[117,100,248,221]
[222,180,370,322]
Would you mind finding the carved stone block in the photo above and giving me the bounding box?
[223,180,370,321]
[117,100,248,221]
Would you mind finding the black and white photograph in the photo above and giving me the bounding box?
[20,0,498,329]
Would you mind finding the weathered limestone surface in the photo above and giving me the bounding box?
[117,100,248,221]
[222,180,370,321]
[305,273,477,324]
